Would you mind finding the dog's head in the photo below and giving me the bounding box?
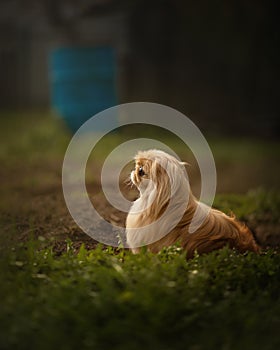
[130,149,188,196]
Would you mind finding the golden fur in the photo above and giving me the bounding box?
[126,149,260,258]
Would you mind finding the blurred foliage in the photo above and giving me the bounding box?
[0,112,70,164]
[214,189,280,223]
[1,111,279,165]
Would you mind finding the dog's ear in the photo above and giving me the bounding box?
[151,159,164,179]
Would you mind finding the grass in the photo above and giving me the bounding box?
[0,111,280,349]
[0,242,279,350]
[214,188,280,223]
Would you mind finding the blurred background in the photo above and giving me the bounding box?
[0,0,279,250]
[0,0,279,136]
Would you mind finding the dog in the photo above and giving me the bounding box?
[126,149,260,258]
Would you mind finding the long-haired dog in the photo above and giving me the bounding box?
[126,149,260,258]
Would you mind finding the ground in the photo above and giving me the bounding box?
[0,112,279,253]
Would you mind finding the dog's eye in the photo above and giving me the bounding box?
[138,167,145,176]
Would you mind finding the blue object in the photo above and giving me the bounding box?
[49,46,117,132]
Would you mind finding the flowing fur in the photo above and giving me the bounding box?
[126,149,260,258]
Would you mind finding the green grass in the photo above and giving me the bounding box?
[0,111,70,162]
[214,188,280,223]
[0,242,279,350]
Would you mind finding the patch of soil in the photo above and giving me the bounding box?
[1,156,279,255]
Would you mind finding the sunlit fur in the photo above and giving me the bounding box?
[126,149,260,258]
